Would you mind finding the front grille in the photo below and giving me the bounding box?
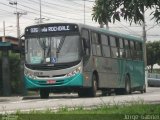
[37,76,49,78]
[37,74,65,78]
[25,60,80,71]
[53,74,66,77]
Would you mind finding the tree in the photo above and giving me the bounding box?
[92,0,120,28]
[92,0,160,25]
[146,41,160,72]
[146,42,157,72]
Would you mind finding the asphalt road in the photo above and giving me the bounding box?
[0,87,160,113]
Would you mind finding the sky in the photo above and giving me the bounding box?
[0,0,159,41]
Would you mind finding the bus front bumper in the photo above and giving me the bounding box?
[24,73,84,90]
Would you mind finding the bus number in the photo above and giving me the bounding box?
[34,72,43,76]
[30,28,39,33]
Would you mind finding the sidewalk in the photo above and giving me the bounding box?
[0,91,39,103]
[0,96,23,103]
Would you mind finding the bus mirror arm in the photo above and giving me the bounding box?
[20,34,25,39]
[19,34,25,54]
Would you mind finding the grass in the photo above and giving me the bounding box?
[1,103,160,120]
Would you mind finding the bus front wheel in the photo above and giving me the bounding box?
[89,74,97,97]
[40,89,49,99]
[140,85,146,93]
[78,74,98,97]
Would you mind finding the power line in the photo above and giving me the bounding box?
[57,0,94,9]
[17,0,88,21]
[146,23,160,31]
[28,0,91,13]
[5,0,93,23]
[118,23,141,36]
[4,0,64,22]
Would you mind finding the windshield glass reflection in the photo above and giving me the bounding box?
[25,35,81,64]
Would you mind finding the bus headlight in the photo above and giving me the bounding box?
[24,69,36,79]
[66,67,82,77]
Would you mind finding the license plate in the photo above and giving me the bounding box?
[47,80,56,84]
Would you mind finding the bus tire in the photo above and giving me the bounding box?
[40,89,49,99]
[89,74,97,97]
[140,85,146,93]
[143,85,146,93]
[125,75,131,94]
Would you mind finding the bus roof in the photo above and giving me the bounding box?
[77,23,143,43]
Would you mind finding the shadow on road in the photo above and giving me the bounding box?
[22,93,79,100]
[22,91,143,100]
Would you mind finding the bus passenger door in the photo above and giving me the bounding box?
[81,29,92,87]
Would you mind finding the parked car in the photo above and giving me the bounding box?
[148,73,160,87]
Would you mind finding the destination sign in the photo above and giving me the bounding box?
[25,24,79,35]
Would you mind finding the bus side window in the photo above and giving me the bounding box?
[124,39,131,59]
[119,38,126,58]
[92,32,99,44]
[130,41,135,59]
[101,34,109,45]
[81,29,90,55]
[135,42,143,60]
[91,32,102,56]
[119,38,124,49]
[101,34,110,57]
[110,36,116,47]
[110,36,119,58]
[139,43,143,60]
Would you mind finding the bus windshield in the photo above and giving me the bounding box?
[25,35,82,64]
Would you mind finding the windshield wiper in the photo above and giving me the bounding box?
[56,36,66,53]
[38,38,51,63]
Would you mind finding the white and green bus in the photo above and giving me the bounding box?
[24,23,146,98]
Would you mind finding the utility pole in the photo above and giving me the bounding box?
[35,0,49,24]
[142,9,147,66]
[142,20,147,66]
[9,0,27,51]
[16,12,20,39]
[2,21,5,42]
[142,8,148,91]
[15,12,27,46]
[9,1,27,39]
[84,0,86,24]
[40,0,42,23]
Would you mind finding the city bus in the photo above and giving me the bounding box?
[24,23,146,98]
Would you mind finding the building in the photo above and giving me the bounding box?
[0,36,24,52]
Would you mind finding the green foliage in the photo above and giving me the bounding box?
[92,0,160,25]
[2,104,160,120]
[92,0,115,27]
[0,51,21,95]
[9,52,21,94]
[146,41,160,72]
